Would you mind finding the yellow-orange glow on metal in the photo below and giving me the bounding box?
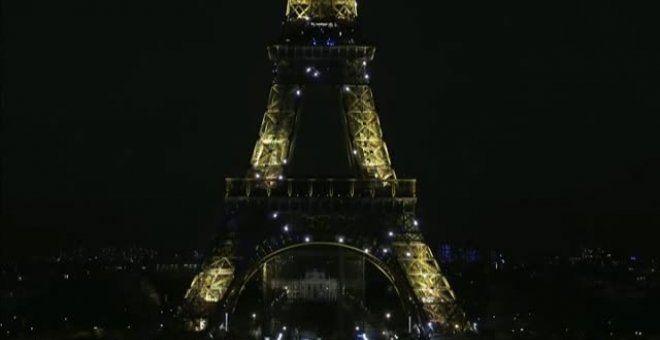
[185,258,234,303]
[250,84,299,180]
[392,240,467,331]
[184,240,236,317]
[286,0,358,21]
[341,85,396,180]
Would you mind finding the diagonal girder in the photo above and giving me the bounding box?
[341,85,396,180]
[182,239,237,332]
[392,240,469,333]
[250,84,301,180]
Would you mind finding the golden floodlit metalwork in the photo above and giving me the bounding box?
[180,0,471,337]
[392,239,465,328]
[341,84,396,180]
[250,84,300,180]
[184,240,235,303]
[286,0,358,21]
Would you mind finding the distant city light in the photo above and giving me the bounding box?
[283,225,290,232]
[305,237,311,243]
[338,237,345,243]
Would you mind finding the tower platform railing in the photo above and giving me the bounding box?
[225,178,416,200]
[268,45,376,61]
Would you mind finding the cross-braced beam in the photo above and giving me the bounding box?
[286,0,358,21]
[250,84,301,180]
[182,240,236,331]
[341,85,396,180]
[392,240,469,333]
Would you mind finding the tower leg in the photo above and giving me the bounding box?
[391,217,470,334]
[340,85,396,180]
[250,83,302,180]
[181,239,236,332]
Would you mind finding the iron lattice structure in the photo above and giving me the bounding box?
[179,0,471,337]
[286,0,358,21]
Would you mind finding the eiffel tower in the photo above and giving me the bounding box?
[179,0,471,337]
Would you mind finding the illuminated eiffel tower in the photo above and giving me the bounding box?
[179,0,471,337]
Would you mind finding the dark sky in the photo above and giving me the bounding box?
[2,1,659,258]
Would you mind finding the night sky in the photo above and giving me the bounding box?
[2,1,659,258]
